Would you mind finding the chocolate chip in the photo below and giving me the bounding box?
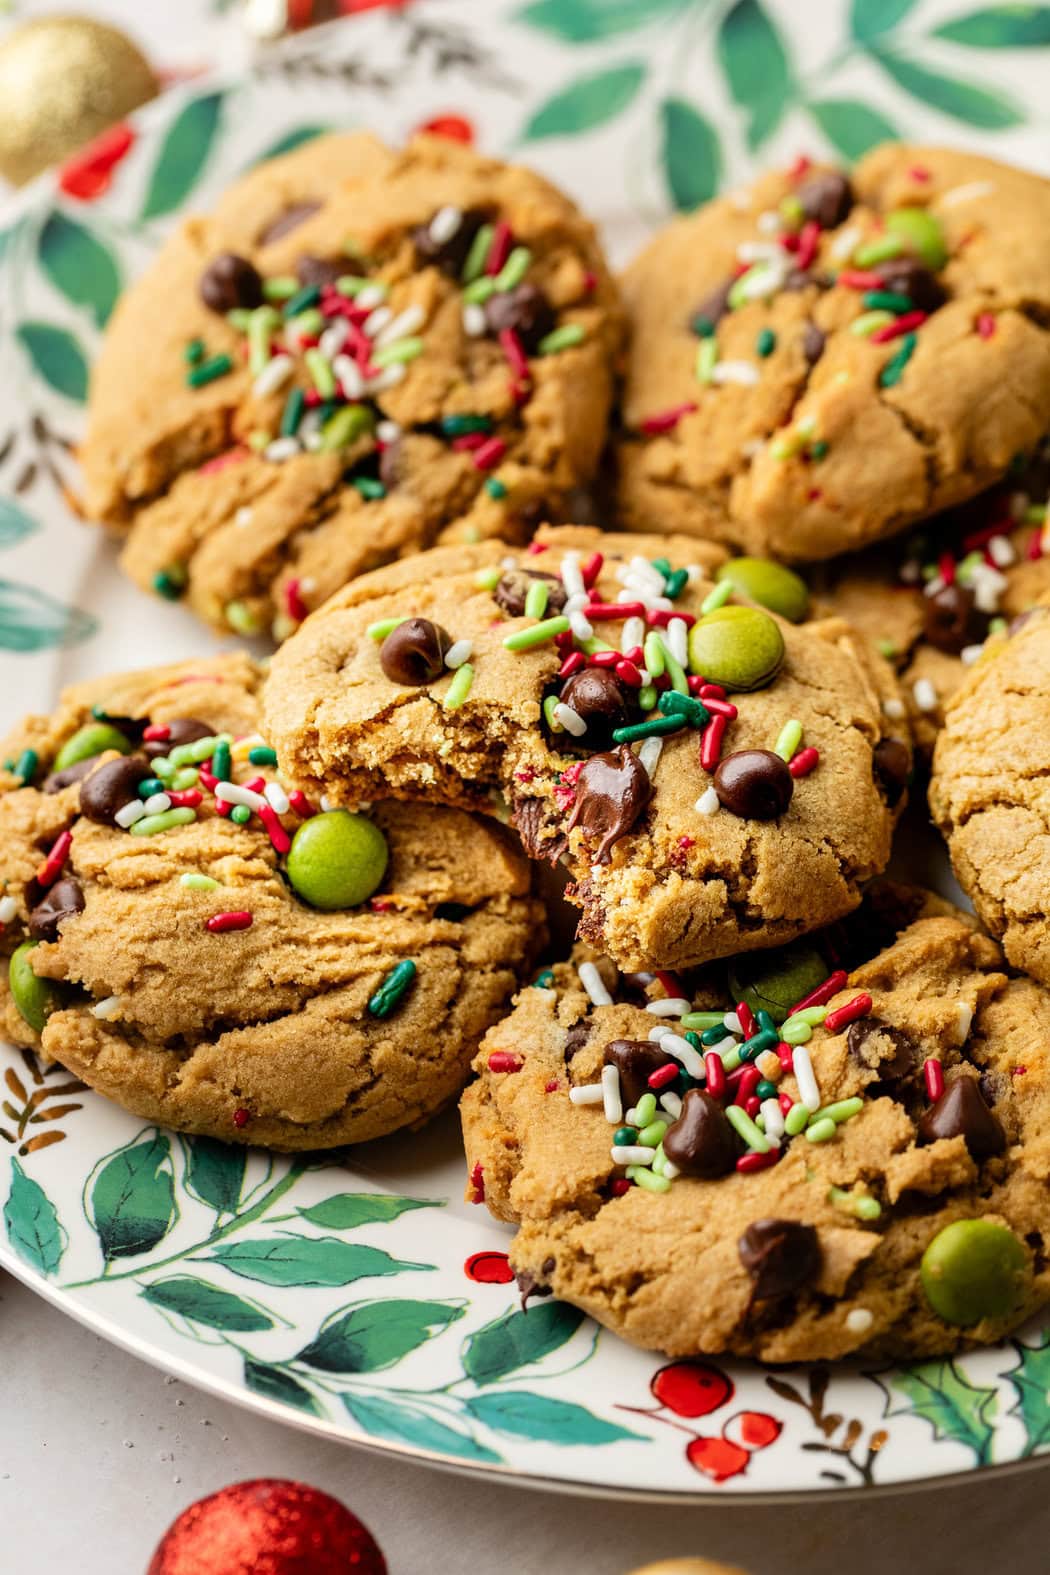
[484,282,556,353]
[663,1089,738,1179]
[618,971,656,1006]
[493,569,567,619]
[603,1039,670,1107]
[28,878,85,942]
[847,1015,918,1088]
[923,582,988,655]
[413,207,490,275]
[515,1268,554,1311]
[379,617,451,686]
[691,279,733,335]
[797,172,853,230]
[565,746,652,863]
[296,254,345,288]
[259,201,321,245]
[872,738,911,808]
[713,750,793,820]
[803,322,825,364]
[876,258,946,315]
[378,438,402,492]
[564,1019,592,1063]
[1009,608,1039,638]
[79,756,150,826]
[918,1077,1006,1160]
[199,253,263,314]
[556,669,631,753]
[739,1219,821,1299]
[145,718,213,761]
[43,756,103,794]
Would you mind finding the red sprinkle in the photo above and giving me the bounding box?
[837,269,885,290]
[586,601,645,620]
[778,1092,795,1114]
[469,1162,485,1203]
[702,696,738,720]
[909,165,931,182]
[642,402,697,436]
[1028,531,1045,561]
[647,1063,680,1091]
[488,1051,523,1074]
[736,1000,757,1039]
[558,651,586,680]
[615,659,643,687]
[166,789,203,809]
[700,713,727,772]
[776,1041,795,1072]
[976,312,997,340]
[924,1058,945,1102]
[789,746,820,779]
[452,431,488,452]
[199,447,247,476]
[657,969,685,1000]
[288,789,316,818]
[36,830,73,888]
[581,552,603,588]
[544,1079,560,1093]
[744,1095,761,1118]
[648,607,696,629]
[370,898,395,912]
[259,805,291,855]
[734,1066,762,1106]
[698,684,726,700]
[870,310,928,344]
[610,1177,633,1197]
[284,578,308,623]
[795,219,821,273]
[582,269,597,295]
[1011,1065,1028,1077]
[499,327,530,382]
[473,437,507,471]
[485,220,512,276]
[789,969,847,1016]
[704,1052,727,1100]
[822,992,873,1034]
[938,551,956,586]
[589,650,620,669]
[143,724,170,743]
[737,1150,779,1173]
[205,911,253,934]
[232,1108,250,1129]
[788,154,812,182]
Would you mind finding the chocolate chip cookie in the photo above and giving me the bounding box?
[80,132,620,639]
[263,524,910,971]
[0,654,543,1149]
[617,145,1050,561]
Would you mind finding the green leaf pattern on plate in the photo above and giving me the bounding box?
[521,62,646,139]
[884,1360,999,1465]
[37,212,121,329]
[141,91,225,221]
[462,1301,586,1384]
[87,1130,177,1262]
[660,98,721,211]
[717,0,796,151]
[141,1274,275,1332]
[4,1158,66,1276]
[15,323,89,403]
[199,1234,431,1287]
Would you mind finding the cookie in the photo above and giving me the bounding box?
[616,145,1050,562]
[0,654,543,1149]
[461,896,1050,1362]
[930,604,1050,987]
[818,438,1050,752]
[80,132,621,640]
[264,524,910,971]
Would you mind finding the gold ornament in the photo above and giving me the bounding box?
[0,16,158,186]
[626,1562,752,1575]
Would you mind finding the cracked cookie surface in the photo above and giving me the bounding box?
[80,132,620,640]
[263,524,910,971]
[617,145,1050,562]
[462,899,1050,1362]
[0,654,543,1150]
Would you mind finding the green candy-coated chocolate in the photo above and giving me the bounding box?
[53,723,132,772]
[716,557,809,623]
[687,605,785,692]
[9,941,64,1033]
[886,207,948,271]
[286,810,389,910]
[920,1219,1029,1327]
[728,943,828,1026]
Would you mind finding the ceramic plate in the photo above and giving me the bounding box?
[3,0,1050,1500]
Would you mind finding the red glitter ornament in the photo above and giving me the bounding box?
[147,1479,386,1575]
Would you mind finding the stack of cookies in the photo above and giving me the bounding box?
[3,132,1050,1366]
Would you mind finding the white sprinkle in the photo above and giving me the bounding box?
[355,283,387,311]
[735,258,789,302]
[601,1064,623,1125]
[320,795,335,812]
[364,363,406,393]
[938,179,995,210]
[707,1035,737,1058]
[569,1082,604,1106]
[115,799,146,828]
[376,419,402,445]
[713,360,761,388]
[971,563,1008,614]
[899,559,922,584]
[728,187,752,213]
[695,786,720,816]
[737,239,787,264]
[626,556,666,595]
[569,611,594,643]
[500,555,518,570]
[333,354,364,400]
[988,534,1016,568]
[264,781,290,815]
[0,895,16,925]
[363,305,393,338]
[375,304,425,348]
[462,303,487,337]
[955,1000,974,1043]
[922,574,946,598]
[792,1044,821,1112]
[882,696,906,719]
[621,615,645,654]
[554,702,587,737]
[560,552,585,599]
[215,781,268,813]
[761,1098,785,1141]
[847,1307,874,1335]
[142,793,171,816]
[611,1145,657,1166]
[660,1032,705,1079]
[913,677,938,713]
[304,432,323,452]
[757,209,781,234]
[961,643,985,665]
[666,617,689,667]
[299,409,324,443]
[740,438,765,460]
[647,1024,672,1041]
[235,507,254,528]
[264,436,300,463]
[723,1011,742,1035]
[444,639,473,670]
[659,1092,683,1122]
[90,995,121,1020]
[578,960,613,1007]
[252,353,294,399]
[563,592,590,616]
[318,320,349,360]
[829,223,861,261]
[645,997,690,1018]
[637,737,663,779]
[428,204,463,245]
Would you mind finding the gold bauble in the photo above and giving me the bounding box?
[626,1562,752,1575]
[0,16,158,186]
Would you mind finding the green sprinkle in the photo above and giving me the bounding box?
[533,968,555,989]
[700,580,733,615]
[613,1126,638,1146]
[755,1079,778,1100]
[524,580,549,620]
[151,756,175,780]
[785,1102,810,1136]
[813,1097,864,1125]
[248,429,272,452]
[372,336,425,368]
[651,1146,667,1177]
[638,1119,668,1147]
[368,617,406,641]
[184,337,205,364]
[262,275,299,301]
[633,1093,657,1127]
[863,290,914,314]
[726,1104,771,1153]
[136,778,166,800]
[629,1166,671,1194]
[543,694,564,733]
[781,1018,812,1046]
[756,327,776,357]
[700,1024,730,1045]
[246,310,273,376]
[651,558,672,580]
[829,1185,881,1221]
[795,1005,828,1026]
[637,683,657,711]
[1025,503,1048,523]
[849,309,894,339]
[720,1045,743,1075]
[226,308,253,331]
[681,1011,726,1031]
[853,234,904,268]
[774,719,803,762]
[691,313,715,338]
[658,690,709,728]
[321,403,374,451]
[231,804,252,825]
[304,348,336,398]
[780,194,804,228]
[461,276,498,305]
[288,308,324,337]
[664,567,689,600]
[353,476,386,501]
[368,958,417,1018]
[180,873,219,892]
[187,354,233,389]
[879,332,917,389]
[493,246,532,293]
[280,386,305,439]
[695,337,718,384]
[643,631,665,677]
[283,283,322,319]
[441,414,492,437]
[485,477,508,499]
[130,806,197,837]
[854,1195,882,1221]
[335,275,384,299]
[805,1116,838,1144]
[211,739,232,781]
[756,1010,777,1035]
[537,323,585,356]
[225,600,263,637]
[153,566,187,601]
[502,616,570,652]
[12,748,38,785]
[611,716,685,745]
[169,735,223,768]
[659,637,689,696]
[170,768,200,791]
[739,1028,779,1063]
[461,223,494,283]
[443,663,474,711]
[809,439,829,460]
[474,566,502,590]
